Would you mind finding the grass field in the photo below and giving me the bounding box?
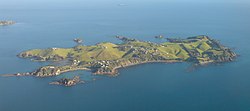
[19,36,229,63]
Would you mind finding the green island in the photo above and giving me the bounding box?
[0,20,15,26]
[2,35,237,79]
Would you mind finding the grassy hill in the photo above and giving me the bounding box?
[18,35,233,63]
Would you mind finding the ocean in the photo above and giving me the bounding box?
[1,0,250,111]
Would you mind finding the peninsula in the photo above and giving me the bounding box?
[0,21,15,26]
[3,35,237,78]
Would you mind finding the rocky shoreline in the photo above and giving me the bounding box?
[0,21,15,26]
[1,56,235,78]
[49,76,84,86]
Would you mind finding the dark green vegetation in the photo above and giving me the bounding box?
[13,35,236,77]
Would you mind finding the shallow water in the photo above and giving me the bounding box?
[1,1,250,111]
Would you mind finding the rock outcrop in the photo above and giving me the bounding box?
[0,21,15,26]
[32,66,61,77]
[49,76,84,86]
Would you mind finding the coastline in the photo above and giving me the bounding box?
[94,60,182,75]
[1,60,181,77]
[1,58,236,78]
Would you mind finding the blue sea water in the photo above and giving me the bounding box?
[1,0,250,111]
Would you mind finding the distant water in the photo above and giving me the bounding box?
[1,1,250,111]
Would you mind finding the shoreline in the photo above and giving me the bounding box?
[93,60,182,75]
[1,67,91,77]
[1,60,181,77]
[1,58,237,78]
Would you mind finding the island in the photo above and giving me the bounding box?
[49,76,84,86]
[155,35,164,39]
[0,20,15,26]
[2,35,237,78]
